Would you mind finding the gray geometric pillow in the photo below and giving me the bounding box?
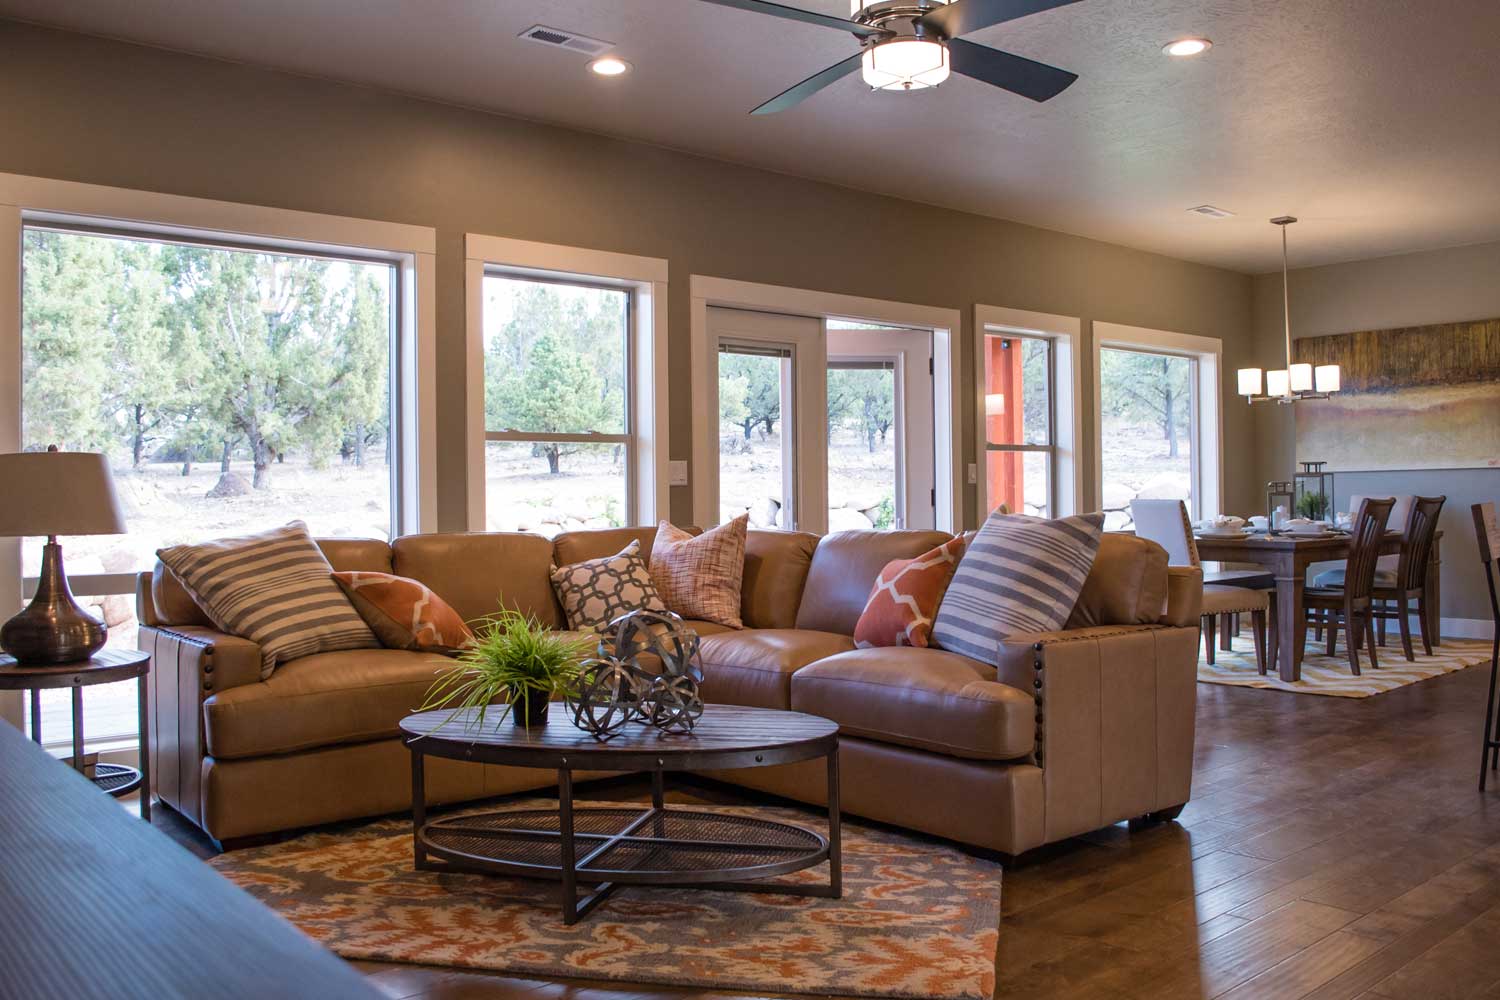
[550,540,669,633]
[932,511,1105,665]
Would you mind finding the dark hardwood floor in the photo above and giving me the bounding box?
[150,657,1500,1000]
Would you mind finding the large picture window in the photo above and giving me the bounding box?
[481,274,631,535]
[1098,347,1199,529]
[19,226,402,742]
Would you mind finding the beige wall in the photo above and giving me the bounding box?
[0,20,1259,530]
[1251,239,1500,624]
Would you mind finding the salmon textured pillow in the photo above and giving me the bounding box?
[650,515,749,629]
[853,536,966,648]
[332,571,473,654]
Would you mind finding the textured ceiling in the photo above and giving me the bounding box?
[4,0,1499,273]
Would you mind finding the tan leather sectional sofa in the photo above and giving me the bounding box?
[137,525,1203,857]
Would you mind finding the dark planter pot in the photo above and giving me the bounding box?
[509,688,550,728]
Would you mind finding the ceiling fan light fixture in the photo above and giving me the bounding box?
[862,38,949,91]
[1162,37,1212,57]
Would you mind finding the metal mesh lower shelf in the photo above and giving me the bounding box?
[91,762,142,797]
[421,806,826,882]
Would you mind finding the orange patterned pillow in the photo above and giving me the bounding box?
[332,571,473,653]
[853,537,966,649]
[650,516,749,629]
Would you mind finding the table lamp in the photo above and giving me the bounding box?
[0,447,127,664]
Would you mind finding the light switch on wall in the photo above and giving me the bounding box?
[966,463,978,485]
[668,460,689,487]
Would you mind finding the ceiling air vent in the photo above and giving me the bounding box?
[1186,205,1235,219]
[519,24,615,57]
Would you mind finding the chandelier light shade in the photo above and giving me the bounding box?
[862,38,950,90]
[1236,216,1341,404]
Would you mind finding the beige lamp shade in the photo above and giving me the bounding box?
[0,450,126,537]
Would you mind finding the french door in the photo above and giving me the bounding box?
[707,307,934,534]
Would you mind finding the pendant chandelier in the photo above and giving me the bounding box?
[1236,216,1341,404]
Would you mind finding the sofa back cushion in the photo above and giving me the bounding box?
[795,529,953,635]
[148,536,393,627]
[742,529,819,629]
[392,532,563,628]
[1065,532,1170,628]
[554,526,694,567]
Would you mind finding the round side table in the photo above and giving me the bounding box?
[0,648,151,820]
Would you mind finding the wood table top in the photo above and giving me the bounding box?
[0,647,150,689]
[0,718,379,999]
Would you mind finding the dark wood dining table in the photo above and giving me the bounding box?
[1194,530,1442,682]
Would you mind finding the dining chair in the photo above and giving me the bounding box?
[1303,496,1396,676]
[1471,501,1500,790]
[1131,499,1271,673]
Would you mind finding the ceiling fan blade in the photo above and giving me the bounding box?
[947,37,1077,101]
[693,0,887,38]
[920,0,1085,39]
[751,52,864,114]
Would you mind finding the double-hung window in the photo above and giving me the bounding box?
[982,332,1054,517]
[1098,346,1200,530]
[480,273,632,536]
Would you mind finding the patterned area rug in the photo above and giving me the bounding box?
[1198,634,1492,697]
[210,801,1001,1000]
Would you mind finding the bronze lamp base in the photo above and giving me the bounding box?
[0,538,107,665]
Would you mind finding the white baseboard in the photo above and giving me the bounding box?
[1438,617,1495,641]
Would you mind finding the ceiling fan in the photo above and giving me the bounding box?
[695,0,1084,114]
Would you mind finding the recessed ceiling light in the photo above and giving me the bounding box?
[1162,37,1212,57]
[589,56,631,77]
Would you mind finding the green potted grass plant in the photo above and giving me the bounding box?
[420,608,592,729]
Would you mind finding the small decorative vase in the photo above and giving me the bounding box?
[510,688,550,728]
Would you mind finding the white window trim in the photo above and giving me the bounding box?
[690,275,963,533]
[1092,321,1224,520]
[974,305,1084,518]
[0,171,439,734]
[464,234,669,532]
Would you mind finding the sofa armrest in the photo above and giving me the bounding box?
[995,623,1199,844]
[1162,566,1203,626]
[139,625,264,828]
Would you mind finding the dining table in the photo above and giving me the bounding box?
[1193,529,1442,682]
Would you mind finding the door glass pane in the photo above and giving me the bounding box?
[827,363,897,529]
[718,349,788,529]
[1099,348,1195,530]
[483,440,627,536]
[983,334,1049,446]
[483,275,628,435]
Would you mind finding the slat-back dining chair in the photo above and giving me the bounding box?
[1375,495,1445,659]
[1472,502,1500,790]
[1131,499,1271,673]
[1303,496,1396,676]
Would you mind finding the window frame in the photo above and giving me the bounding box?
[479,270,638,526]
[464,235,669,532]
[1092,321,1223,523]
[0,171,439,743]
[974,305,1083,519]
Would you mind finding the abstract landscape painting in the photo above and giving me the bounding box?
[1295,317,1500,471]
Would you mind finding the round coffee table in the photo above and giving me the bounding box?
[400,703,840,924]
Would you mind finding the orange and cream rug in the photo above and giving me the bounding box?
[1199,635,1492,698]
[211,801,1001,1000]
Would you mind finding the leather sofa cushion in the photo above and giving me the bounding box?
[742,530,818,629]
[204,648,446,759]
[795,530,953,635]
[1066,532,1169,628]
[319,538,396,574]
[553,526,698,567]
[698,629,855,710]
[392,532,563,628]
[791,647,1035,761]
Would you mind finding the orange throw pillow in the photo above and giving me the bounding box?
[853,537,966,649]
[650,516,749,629]
[332,571,473,653]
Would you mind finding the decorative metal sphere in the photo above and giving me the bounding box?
[566,610,708,739]
[565,657,648,739]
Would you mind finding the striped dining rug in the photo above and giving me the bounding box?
[1198,634,1492,697]
[210,800,1001,1000]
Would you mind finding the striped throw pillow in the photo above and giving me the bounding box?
[932,512,1105,665]
[158,521,379,679]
